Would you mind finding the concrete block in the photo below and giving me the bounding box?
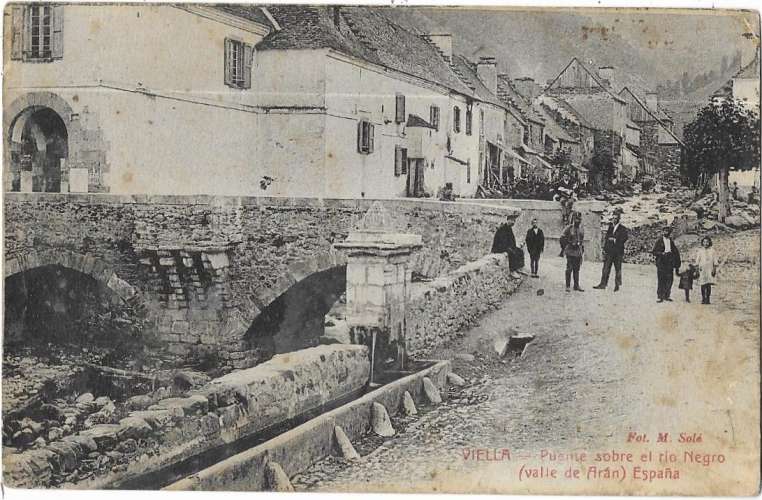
[371,402,395,437]
[402,391,417,416]
[422,377,442,404]
[334,425,360,460]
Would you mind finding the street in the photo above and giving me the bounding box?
[293,232,760,495]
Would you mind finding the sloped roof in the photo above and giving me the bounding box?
[537,95,595,130]
[535,103,578,143]
[213,4,272,27]
[619,86,672,122]
[545,57,627,105]
[450,54,505,110]
[497,75,544,124]
[258,6,474,97]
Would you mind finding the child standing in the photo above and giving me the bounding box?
[694,236,720,305]
[677,263,699,302]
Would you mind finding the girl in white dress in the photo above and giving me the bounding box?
[694,236,720,305]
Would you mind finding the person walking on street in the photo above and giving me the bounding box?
[694,236,720,305]
[652,226,681,303]
[560,211,585,292]
[594,210,629,292]
[492,217,525,279]
[524,219,545,278]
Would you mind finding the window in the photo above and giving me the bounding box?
[430,105,440,131]
[357,119,375,154]
[465,104,473,136]
[11,5,64,61]
[225,38,253,89]
[466,160,471,184]
[395,94,406,124]
[453,106,461,133]
[394,146,408,176]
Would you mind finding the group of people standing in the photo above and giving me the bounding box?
[491,209,721,304]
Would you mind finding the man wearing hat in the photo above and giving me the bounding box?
[652,225,681,303]
[593,209,629,292]
[559,211,585,292]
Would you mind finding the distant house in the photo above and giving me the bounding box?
[713,48,760,112]
[448,55,521,193]
[536,95,596,181]
[544,59,629,183]
[496,75,554,181]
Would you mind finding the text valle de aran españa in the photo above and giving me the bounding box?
[462,431,727,483]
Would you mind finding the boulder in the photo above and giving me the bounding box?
[129,409,178,430]
[94,396,112,410]
[80,424,121,450]
[20,418,43,435]
[371,402,395,437]
[125,394,154,411]
[173,370,211,390]
[62,434,98,453]
[154,395,208,416]
[46,441,80,472]
[117,416,152,440]
[493,339,510,358]
[75,393,94,404]
[447,372,467,387]
[38,404,66,422]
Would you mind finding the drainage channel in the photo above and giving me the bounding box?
[110,362,438,490]
[165,359,451,491]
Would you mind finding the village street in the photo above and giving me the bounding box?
[293,230,760,495]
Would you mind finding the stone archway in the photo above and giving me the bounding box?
[7,107,68,192]
[5,250,140,304]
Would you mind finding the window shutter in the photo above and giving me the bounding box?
[22,7,32,57]
[224,38,233,86]
[401,148,408,175]
[467,160,471,183]
[394,146,402,176]
[52,5,64,59]
[243,43,253,89]
[368,123,375,153]
[11,6,23,60]
[430,106,439,131]
[466,108,472,136]
[357,121,364,153]
[395,94,405,124]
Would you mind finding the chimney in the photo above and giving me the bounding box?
[645,91,658,111]
[476,56,498,95]
[426,33,453,62]
[513,77,540,102]
[598,66,614,85]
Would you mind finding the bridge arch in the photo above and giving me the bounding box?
[242,251,349,357]
[4,249,140,304]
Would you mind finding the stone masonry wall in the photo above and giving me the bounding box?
[406,254,521,358]
[4,193,518,370]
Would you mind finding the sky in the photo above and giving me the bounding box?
[385,7,760,89]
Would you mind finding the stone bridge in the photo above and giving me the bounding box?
[4,193,541,370]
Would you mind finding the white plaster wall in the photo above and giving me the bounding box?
[4,5,266,108]
[253,49,327,108]
[733,78,760,111]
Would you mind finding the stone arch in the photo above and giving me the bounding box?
[4,249,141,305]
[216,251,349,365]
[255,250,348,315]
[4,91,108,192]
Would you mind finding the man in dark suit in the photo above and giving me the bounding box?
[524,218,545,278]
[593,211,629,292]
[652,225,682,303]
[492,217,524,278]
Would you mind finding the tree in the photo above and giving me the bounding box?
[682,99,760,222]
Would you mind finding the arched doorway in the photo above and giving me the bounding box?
[8,107,68,192]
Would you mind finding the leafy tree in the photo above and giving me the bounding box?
[682,99,760,221]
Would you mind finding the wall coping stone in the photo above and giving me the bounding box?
[3,192,521,218]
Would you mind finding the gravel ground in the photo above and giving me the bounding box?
[293,231,760,495]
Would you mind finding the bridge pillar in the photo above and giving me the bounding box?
[334,204,422,380]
